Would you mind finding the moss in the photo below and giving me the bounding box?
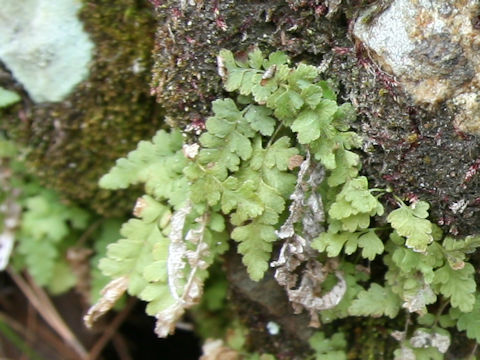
[150,0,345,128]
[1,0,161,216]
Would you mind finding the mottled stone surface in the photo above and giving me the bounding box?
[354,0,480,133]
[0,0,94,103]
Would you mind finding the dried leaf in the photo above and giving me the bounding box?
[410,329,450,354]
[182,143,200,160]
[287,262,347,327]
[272,152,339,326]
[167,202,192,301]
[84,276,128,328]
[200,339,240,360]
[0,165,21,270]
[155,303,185,337]
[156,209,210,336]
[133,197,148,218]
[402,283,436,315]
[276,151,325,241]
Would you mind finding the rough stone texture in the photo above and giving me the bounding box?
[348,0,480,235]
[0,0,94,103]
[0,0,161,216]
[353,0,480,133]
[150,0,343,128]
[226,249,315,360]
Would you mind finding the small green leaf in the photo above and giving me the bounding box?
[288,63,318,86]
[221,177,264,223]
[309,332,347,360]
[318,80,337,101]
[248,48,265,69]
[291,100,338,144]
[432,263,476,312]
[327,149,360,187]
[349,283,401,318]
[301,84,323,109]
[273,90,304,121]
[244,105,276,136]
[0,87,21,108]
[358,230,384,260]
[232,221,276,281]
[312,232,359,257]
[387,201,433,253]
[252,79,278,104]
[263,51,289,68]
[457,296,480,342]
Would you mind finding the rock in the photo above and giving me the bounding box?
[0,1,160,216]
[0,0,94,103]
[353,0,480,133]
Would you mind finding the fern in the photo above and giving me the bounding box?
[87,47,368,336]
[98,196,176,314]
[308,331,347,360]
[16,188,90,293]
[99,129,189,209]
[89,219,124,304]
[86,48,480,358]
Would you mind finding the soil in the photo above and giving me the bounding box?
[0,272,201,360]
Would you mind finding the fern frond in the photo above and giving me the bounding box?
[99,130,189,209]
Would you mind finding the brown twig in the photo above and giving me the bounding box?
[23,302,37,360]
[112,333,133,360]
[0,311,77,360]
[76,219,103,248]
[7,268,88,359]
[87,297,137,360]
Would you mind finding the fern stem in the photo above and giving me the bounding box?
[432,297,449,328]
[266,123,284,148]
[181,213,209,304]
[7,268,88,358]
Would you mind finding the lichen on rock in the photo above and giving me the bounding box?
[0,0,94,103]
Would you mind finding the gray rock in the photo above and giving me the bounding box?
[353,0,480,133]
[0,0,94,103]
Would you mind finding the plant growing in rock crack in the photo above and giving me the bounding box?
[86,48,480,359]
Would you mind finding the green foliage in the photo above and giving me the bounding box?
[432,263,476,312]
[99,196,176,315]
[87,47,480,358]
[312,176,384,261]
[90,219,124,304]
[456,296,480,343]
[0,87,20,108]
[16,188,90,294]
[348,283,401,318]
[99,129,189,209]
[308,332,347,360]
[387,200,433,252]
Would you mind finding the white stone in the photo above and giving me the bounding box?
[0,0,94,103]
[354,0,480,133]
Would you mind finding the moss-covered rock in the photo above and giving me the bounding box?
[150,0,345,128]
[151,0,480,236]
[1,0,161,216]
